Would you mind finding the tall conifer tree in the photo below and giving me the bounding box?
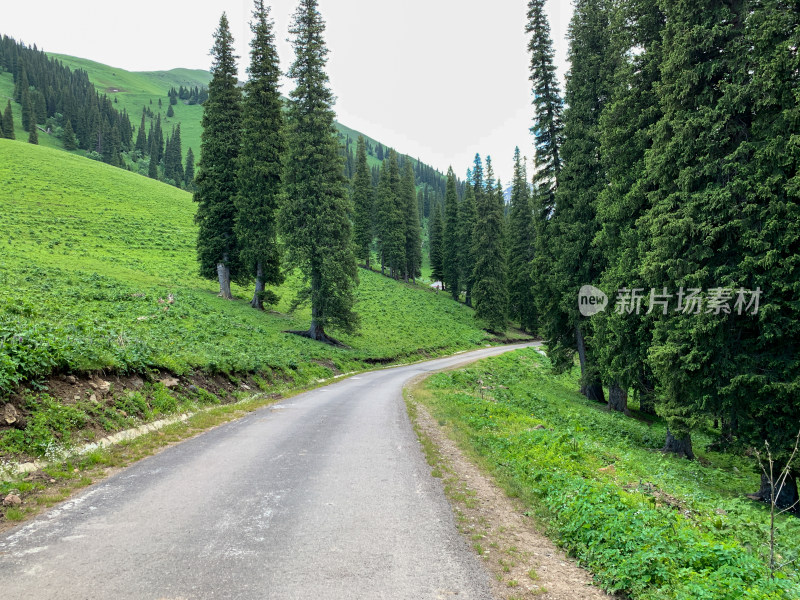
[62,118,77,150]
[459,180,478,307]
[135,111,147,154]
[507,148,536,332]
[642,0,757,459]
[442,167,460,299]
[402,159,422,282]
[594,0,665,415]
[235,0,285,310]
[3,101,14,139]
[194,13,243,299]
[472,157,508,333]
[539,0,613,402]
[351,136,374,268]
[429,204,444,285]
[184,147,195,190]
[280,0,358,341]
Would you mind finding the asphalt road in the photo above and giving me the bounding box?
[0,343,535,600]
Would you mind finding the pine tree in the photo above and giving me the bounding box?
[235,0,285,310]
[472,157,507,333]
[507,148,536,332]
[194,13,243,299]
[167,104,175,118]
[442,167,460,299]
[2,101,14,139]
[429,204,444,284]
[280,0,358,341]
[62,118,77,150]
[539,0,613,403]
[402,159,422,282]
[351,136,374,268]
[184,147,195,190]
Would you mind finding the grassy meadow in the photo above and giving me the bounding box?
[0,139,512,459]
[413,348,800,599]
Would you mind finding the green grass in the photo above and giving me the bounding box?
[418,348,800,599]
[0,138,498,398]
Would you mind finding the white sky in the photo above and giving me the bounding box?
[3,1,572,183]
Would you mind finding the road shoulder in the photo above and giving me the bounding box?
[405,379,614,600]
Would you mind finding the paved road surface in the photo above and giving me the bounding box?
[0,343,535,599]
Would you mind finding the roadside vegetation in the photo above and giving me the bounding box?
[417,348,800,599]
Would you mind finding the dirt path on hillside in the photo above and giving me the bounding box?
[411,401,614,600]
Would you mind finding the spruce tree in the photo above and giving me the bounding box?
[641,0,752,459]
[459,180,478,307]
[235,0,285,310]
[402,160,422,282]
[526,0,565,340]
[442,167,460,299]
[2,101,14,140]
[21,89,32,132]
[507,147,536,332]
[27,108,37,144]
[62,118,77,150]
[472,157,508,333]
[429,204,444,285]
[539,0,613,402]
[148,132,159,179]
[374,150,405,278]
[184,147,195,190]
[280,0,359,341]
[351,135,374,268]
[593,0,664,415]
[167,104,175,118]
[735,0,800,507]
[194,13,243,299]
[135,111,147,153]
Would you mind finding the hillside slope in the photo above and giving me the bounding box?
[0,139,490,397]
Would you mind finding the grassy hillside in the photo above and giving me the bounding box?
[0,139,496,397]
[413,349,800,599]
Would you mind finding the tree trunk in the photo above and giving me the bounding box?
[465,289,472,307]
[307,266,326,341]
[576,326,604,402]
[251,262,264,310]
[636,371,657,415]
[585,380,605,403]
[663,429,695,460]
[366,254,370,270]
[754,471,799,513]
[217,258,232,300]
[608,382,629,414]
[381,252,385,275]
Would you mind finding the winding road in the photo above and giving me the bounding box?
[0,343,535,600]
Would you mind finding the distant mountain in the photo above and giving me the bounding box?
[0,37,447,200]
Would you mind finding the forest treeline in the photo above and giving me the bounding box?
[477,0,799,508]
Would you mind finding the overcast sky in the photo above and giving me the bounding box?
[3,1,573,183]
